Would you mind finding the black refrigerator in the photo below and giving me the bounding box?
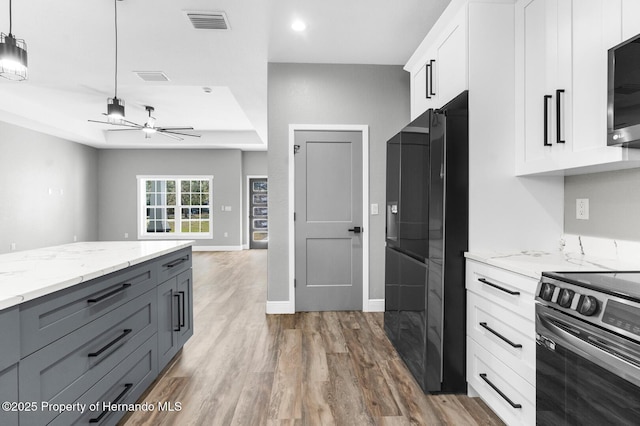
[384,91,468,393]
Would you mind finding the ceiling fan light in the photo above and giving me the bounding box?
[107,97,125,120]
[142,126,156,134]
[0,33,28,81]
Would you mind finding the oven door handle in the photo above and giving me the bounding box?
[537,308,640,388]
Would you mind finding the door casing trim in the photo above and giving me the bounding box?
[286,124,370,313]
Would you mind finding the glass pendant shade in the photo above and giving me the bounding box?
[107,97,125,120]
[0,33,28,81]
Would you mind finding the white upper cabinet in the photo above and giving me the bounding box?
[408,7,468,119]
[515,0,640,175]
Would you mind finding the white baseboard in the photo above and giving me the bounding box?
[242,243,249,250]
[265,300,295,314]
[192,245,243,252]
[365,299,385,312]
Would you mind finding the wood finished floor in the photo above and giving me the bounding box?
[121,251,505,426]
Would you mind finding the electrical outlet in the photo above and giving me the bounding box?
[73,235,77,242]
[576,198,589,220]
[224,232,228,237]
[10,243,16,251]
[124,232,129,239]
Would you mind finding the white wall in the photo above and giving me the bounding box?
[0,121,98,253]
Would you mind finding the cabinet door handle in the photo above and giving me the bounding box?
[179,291,186,328]
[87,283,131,304]
[544,95,552,146]
[89,383,133,423]
[556,89,565,144]
[477,278,520,295]
[88,329,132,358]
[173,293,181,331]
[479,373,522,409]
[426,63,432,99]
[429,59,436,96]
[164,256,189,268]
[479,322,523,348]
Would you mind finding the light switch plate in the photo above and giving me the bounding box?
[371,203,379,215]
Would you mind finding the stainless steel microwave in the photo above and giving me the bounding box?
[608,32,640,148]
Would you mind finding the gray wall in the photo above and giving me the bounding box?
[242,151,268,247]
[564,168,640,240]
[267,63,410,302]
[0,121,98,253]
[98,149,243,248]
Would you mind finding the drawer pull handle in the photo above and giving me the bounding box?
[478,278,520,296]
[173,294,181,331]
[88,329,132,358]
[87,283,132,304]
[89,383,133,423]
[479,373,522,409]
[164,257,189,268]
[479,322,522,348]
[179,291,186,328]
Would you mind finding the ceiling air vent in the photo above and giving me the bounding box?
[185,12,230,30]
[134,71,170,82]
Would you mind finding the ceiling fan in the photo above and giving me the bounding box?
[89,105,201,141]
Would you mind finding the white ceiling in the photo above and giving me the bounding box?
[0,0,450,150]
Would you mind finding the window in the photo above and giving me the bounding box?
[137,176,213,239]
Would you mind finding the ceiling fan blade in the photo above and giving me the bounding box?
[107,128,140,132]
[88,119,142,129]
[156,127,195,131]
[157,131,184,141]
[161,130,201,138]
[122,119,143,127]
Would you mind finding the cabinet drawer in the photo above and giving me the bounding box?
[0,364,18,426]
[467,291,535,384]
[20,261,156,357]
[47,334,158,426]
[19,290,157,425]
[466,259,536,319]
[0,307,19,371]
[156,247,192,284]
[467,337,535,426]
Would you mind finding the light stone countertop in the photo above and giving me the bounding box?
[465,235,640,281]
[0,241,193,310]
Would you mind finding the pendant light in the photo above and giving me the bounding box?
[107,0,125,121]
[0,0,28,81]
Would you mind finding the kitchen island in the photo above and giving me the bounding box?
[0,241,193,426]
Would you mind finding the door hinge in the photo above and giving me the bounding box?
[294,279,297,288]
[294,144,300,154]
[294,212,296,221]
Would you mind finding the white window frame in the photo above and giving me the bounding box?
[137,175,214,240]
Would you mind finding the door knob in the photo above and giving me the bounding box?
[348,226,362,234]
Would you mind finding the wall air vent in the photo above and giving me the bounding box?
[134,71,170,82]
[185,12,230,30]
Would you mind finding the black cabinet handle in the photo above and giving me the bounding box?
[164,256,188,268]
[348,226,362,234]
[89,383,133,423]
[179,291,186,328]
[478,278,520,296]
[556,89,565,143]
[479,374,522,409]
[173,293,181,332]
[479,322,523,348]
[426,63,432,99]
[87,283,131,304]
[429,59,436,96]
[88,329,132,358]
[544,95,552,146]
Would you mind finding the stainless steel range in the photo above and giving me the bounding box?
[535,271,640,425]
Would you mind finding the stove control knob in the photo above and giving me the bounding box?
[577,295,599,316]
[540,283,556,301]
[558,288,575,308]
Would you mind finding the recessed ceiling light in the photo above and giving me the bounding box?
[291,20,306,32]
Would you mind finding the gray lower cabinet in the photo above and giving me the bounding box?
[0,307,19,426]
[0,247,192,426]
[158,269,193,371]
